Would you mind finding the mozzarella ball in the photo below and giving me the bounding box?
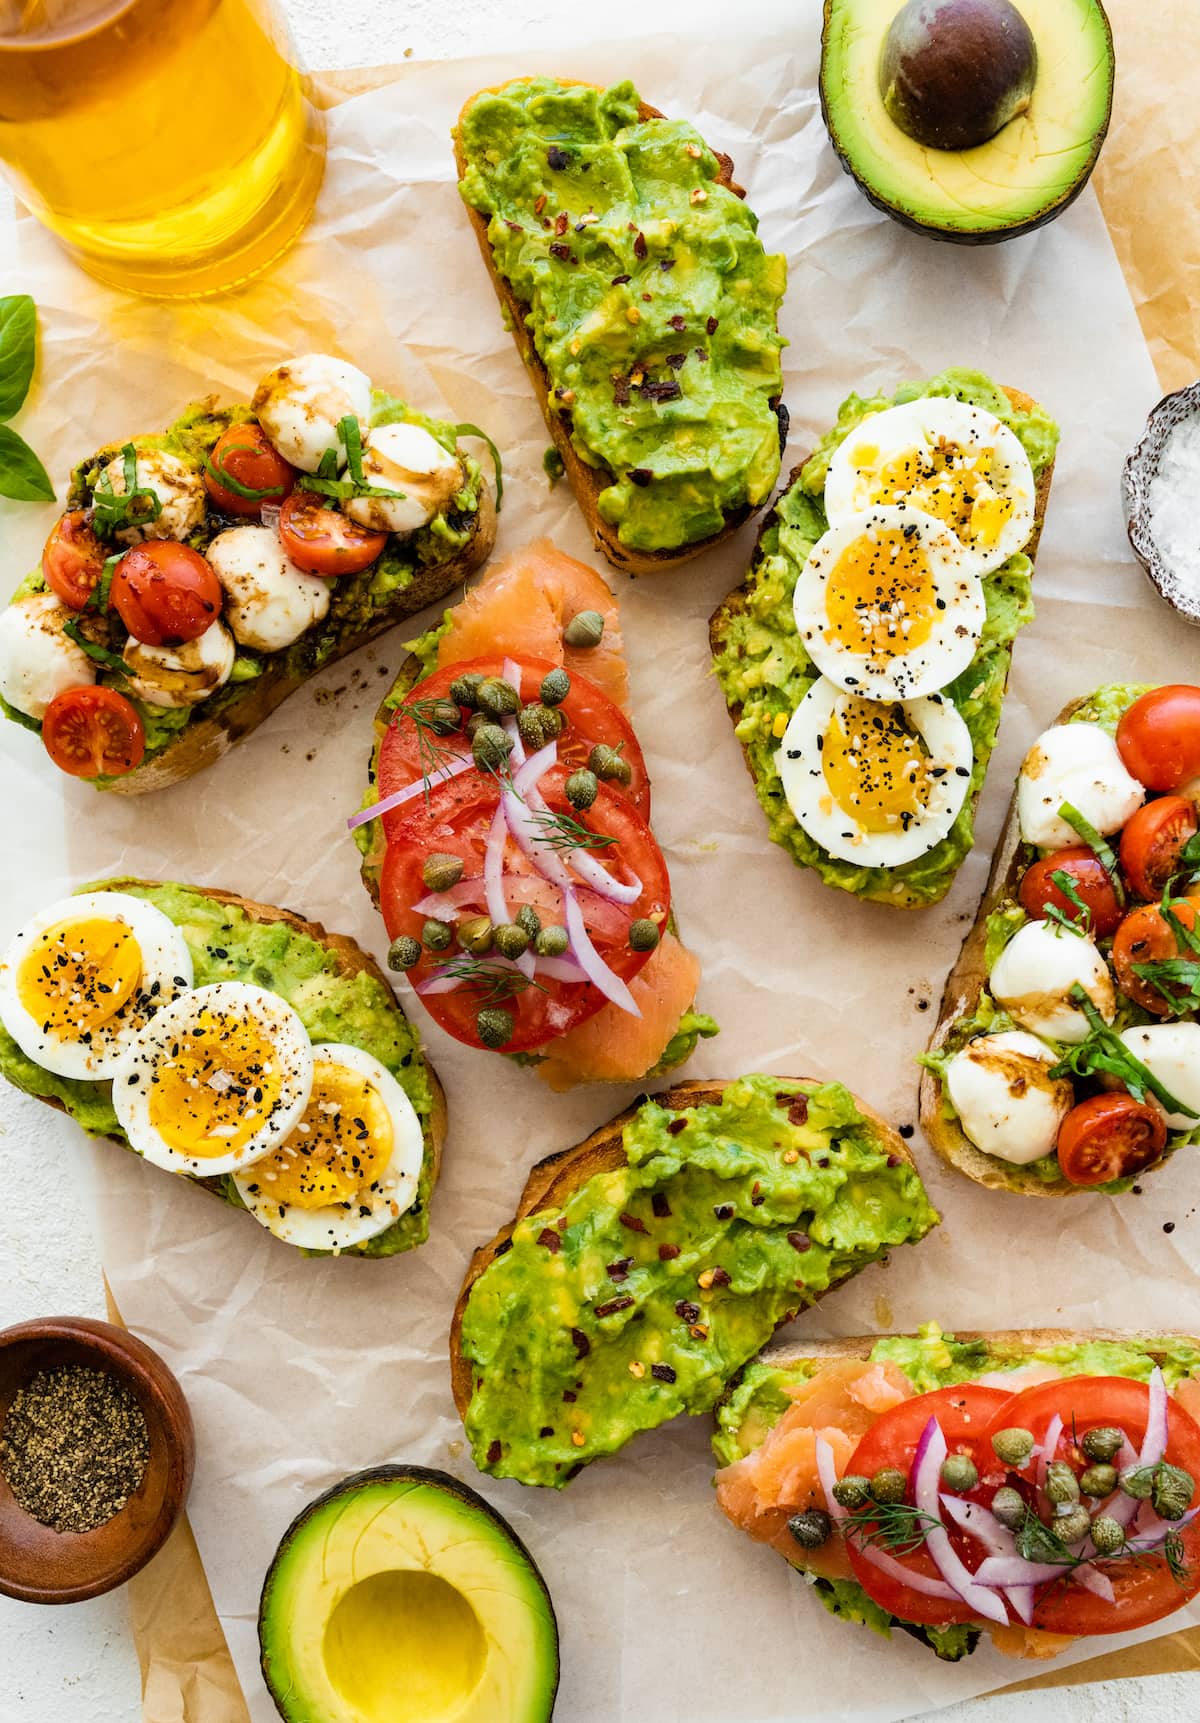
[251,354,373,474]
[207,526,329,653]
[123,620,235,708]
[1017,722,1145,850]
[98,447,206,545]
[989,919,1115,1044]
[1120,1024,1200,1132]
[0,592,96,720]
[945,1031,1074,1165]
[343,422,465,536]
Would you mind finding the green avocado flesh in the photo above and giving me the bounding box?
[0,881,436,1258]
[712,368,1058,906]
[258,1466,558,1723]
[4,393,482,778]
[457,77,786,552]
[460,1075,937,1487]
[820,0,1115,241]
[713,1324,1200,1657]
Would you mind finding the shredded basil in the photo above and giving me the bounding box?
[203,451,287,503]
[1058,800,1126,907]
[1043,867,1091,938]
[91,443,163,539]
[456,421,504,509]
[1050,985,1197,1118]
[62,618,129,677]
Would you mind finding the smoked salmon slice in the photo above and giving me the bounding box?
[533,931,700,1093]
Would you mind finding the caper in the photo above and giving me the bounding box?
[787,1508,832,1550]
[990,1486,1026,1530]
[387,935,422,972]
[423,697,463,735]
[422,852,464,893]
[940,1454,979,1494]
[563,609,605,649]
[535,924,569,958]
[869,1468,907,1506]
[1089,1515,1126,1557]
[991,1427,1035,1468]
[449,670,485,709]
[589,743,633,786]
[565,769,598,810]
[629,919,661,953]
[476,1007,514,1049]
[540,667,571,707]
[457,915,493,955]
[1152,1462,1196,1522]
[1081,1426,1124,1464]
[493,922,530,961]
[466,710,489,741]
[472,723,513,771]
[421,919,453,953]
[831,1474,871,1511]
[518,703,564,748]
[516,905,541,940]
[1119,1464,1156,1502]
[1054,1504,1092,1545]
[1045,1460,1081,1506]
[1079,1464,1118,1499]
[476,676,520,718]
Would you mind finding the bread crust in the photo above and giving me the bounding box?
[453,79,779,576]
[708,386,1055,909]
[747,1326,1200,1373]
[449,1077,917,1421]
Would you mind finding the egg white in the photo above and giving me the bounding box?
[0,892,194,1081]
[232,1042,423,1251]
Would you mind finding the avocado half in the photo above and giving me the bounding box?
[258,1465,560,1722]
[820,0,1115,243]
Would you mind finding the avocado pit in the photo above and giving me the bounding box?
[879,0,1038,151]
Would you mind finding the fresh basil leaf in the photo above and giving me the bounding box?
[203,453,285,502]
[1044,867,1091,937]
[457,421,504,509]
[339,415,365,486]
[1058,801,1125,907]
[84,553,122,614]
[0,295,37,421]
[0,424,53,501]
[62,618,129,676]
[1050,985,1198,1118]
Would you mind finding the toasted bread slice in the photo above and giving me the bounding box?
[709,385,1054,908]
[453,81,782,576]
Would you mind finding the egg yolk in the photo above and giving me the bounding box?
[147,1007,289,1160]
[822,697,937,834]
[825,527,936,660]
[871,438,1013,549]
[17,917,141,1035]
[252,1064,392,1210]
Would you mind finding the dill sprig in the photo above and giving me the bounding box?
[396,696,468,807]
[841,1502,943,1557]
[529,807,619,853]
[430,956,547,1005]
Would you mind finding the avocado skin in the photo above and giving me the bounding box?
[879,0,1037,151]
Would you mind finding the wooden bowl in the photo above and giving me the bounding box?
[0,1316,194,1604]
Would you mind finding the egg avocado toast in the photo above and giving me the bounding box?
[453,77,787,575]
[449,1075,937,1487]
[710,369,1059,907]
[0,353,497,794]
[0,879,445,1258]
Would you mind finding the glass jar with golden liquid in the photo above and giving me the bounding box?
[0,0,326,296]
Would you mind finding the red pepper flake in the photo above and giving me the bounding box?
[606,1257,633,1282]
[666,352,687,371]
[886,1153,902,1168]
[659,257,675,271]
[652,1192,672,1218]
[554,210,569,236]
[629,467,653,486]
[658,1243,681,1261]
[675,1300,701,1323]
[613,376,631,406]
[816,1156,830,1168]
[504,219,523,232]
[548,241,571,261]
[639,379,682,404]
[788,1231,812,1253]
[595,1295,635,1319]
[751,1191,765,1208]
[619,1211,648,1234]
[788,1098,809,1126]
[694,347,709,363]
[713,1203,734,1221]
[668,313,686,332]
[487,1440,502,1465]
[542,218,552,230]
[710,1266,732,1288]
[571,1327,590,1360]
[641,292,652,303]
[562,1388,577,1402]
[706,316,719,334]
[611,272,631,285]
[534,194,547,215]
[539,1426,555,1438]
[547,145,570,170]
[651,1363,677,1384]
[633,231,647,259]
[666,1117,687,1136]
[537,1227,562,1253]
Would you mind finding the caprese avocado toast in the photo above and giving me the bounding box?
[0,354,498,793]
[922,684,1200,1194]
[0,879,445,1257]
[715,1324,1200,1663]
[710,369,1059,907]
[354,540,717,1089]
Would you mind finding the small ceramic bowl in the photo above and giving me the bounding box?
[1122,377,1200,625]
[0,1316,194,1603]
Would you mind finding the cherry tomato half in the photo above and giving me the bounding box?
[1018,846,1123,939]
[278,490,387,576]
[42,686,145,778]
[1117,686,1200,793]
[1056,1091,1167,1186]
[42,510,107,609]
[1112,897,1200,1016]
[110,541,223,647]
[203,422,296,517]
[1119,796,1199,902]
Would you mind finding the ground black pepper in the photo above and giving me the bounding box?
[0,1364,149,1534]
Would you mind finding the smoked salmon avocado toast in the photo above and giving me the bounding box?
[0,353,497,793]
[922,684,1200,1195]
[714,1324,1200,1663]
[449,1076,937,1488]
[354,540,717,1090]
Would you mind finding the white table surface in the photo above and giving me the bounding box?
[1,2,1197,1720]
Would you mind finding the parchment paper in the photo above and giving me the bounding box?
[3,5,1200,1718]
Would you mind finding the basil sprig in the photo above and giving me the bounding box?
[1132,877,1200,1017]
[1043,867,1092,938]
[1050,985,1197,1119]
[0,295,53,502]
[91,442,163,538]
[456,421,504,508]
[1057,800,1126,907]
[297,416,408,503]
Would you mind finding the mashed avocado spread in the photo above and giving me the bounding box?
[712,369,1058,907]
[0,881,436,1259]
[460,1075,937,1487]
[457,77,786,552]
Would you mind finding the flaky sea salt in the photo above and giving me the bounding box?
[1148,414,1200,606]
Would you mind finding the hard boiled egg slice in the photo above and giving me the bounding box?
[1017,721,1145,850]
[0,892,193,1081]
[776,679,973,866]
[113,981,313,1178]
[252,354,373,474]
[944,1031,1074,1165]
[824,396,1036,572]
[232,1042,423,1250]
[792,507,985,702]
[988,919,1115,1044]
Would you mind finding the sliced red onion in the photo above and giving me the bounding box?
[500,657,528,770]
[503,781,574,891]
[513,741,562,800]
[564,888,641,1017]
[813,1436,957,1601]
[1140,1369,1169,1468]
[347,754,472,831]
[260,501,282,531]
[939,1495,1035,1622]
[1036,1414,1063,1494]
[483,804,535,979]
[1005,1586,1035,1626]
[972,1553,1114,1603]
[912,1419,1008,1625]
[532,955,589,983]
[512,738,643,905]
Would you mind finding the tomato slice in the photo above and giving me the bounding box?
[277,490,386,576]
[1018,846,1123,939]
[844,1384,1014,1628]
[203,422,295,517]
[42,510,107,609]
[377,654,649,841]
[1117,686,1200,793]
[110,541,224,646]
[42,686,145,778]
[1112,898,1200,1016]
[1056,1092,1167,1185]
[1119,797,1199,902]
[380,765,669,1052]
[979,1377,1200,1635]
